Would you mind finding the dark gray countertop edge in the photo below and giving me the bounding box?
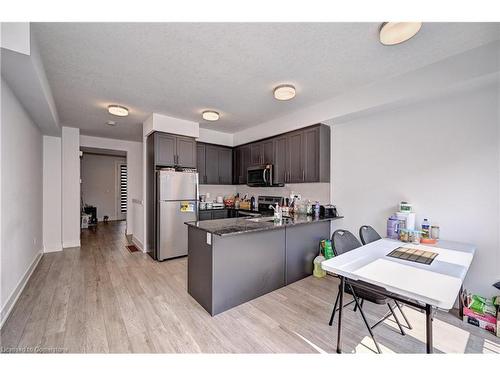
[185,216,344,237]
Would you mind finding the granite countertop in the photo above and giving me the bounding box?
[185,215,343,236]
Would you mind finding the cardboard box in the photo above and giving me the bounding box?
[463,307,497,335]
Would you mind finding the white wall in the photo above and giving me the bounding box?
[0,22,30,55]
[80,135,143,247]
[62,127,80,248]
[329,83,499,297]
[198,128,234,147]
[1,78,43,325]
[43,135,62,252]
[81,153,126,221]
[143,113,199,138]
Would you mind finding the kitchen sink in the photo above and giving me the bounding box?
[245,217,275,223]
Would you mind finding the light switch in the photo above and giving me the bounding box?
[206,232,212,245]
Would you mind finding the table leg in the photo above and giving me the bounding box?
[336,276,345,354]
[425,304,433,354]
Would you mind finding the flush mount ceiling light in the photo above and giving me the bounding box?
[379,22,422,46]
[108,104,129,117]
[202,110,220,121]
[273,84,296,101]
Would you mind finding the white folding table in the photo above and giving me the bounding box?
[321,238,475,353]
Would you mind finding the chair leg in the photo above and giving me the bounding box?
[370,310,393,330]
[329,291,340,326]
[353,298,363,312]
[388,303,405,336]
[350,287,382,354]
[395,301,413,330]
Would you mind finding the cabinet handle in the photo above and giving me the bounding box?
[302,170,305,181]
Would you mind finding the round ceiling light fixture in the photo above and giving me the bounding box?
[202,110,220,121]
[273,84,296,101]
[379,22,422,46]
[108,104,129,117]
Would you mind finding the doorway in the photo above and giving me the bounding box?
[80,147,127,231]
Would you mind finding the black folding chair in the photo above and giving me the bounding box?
[359,225,382,245]
[328,229,412,353]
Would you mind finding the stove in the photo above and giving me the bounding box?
[257,195,284,214]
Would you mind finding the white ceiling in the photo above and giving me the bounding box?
[32,22,500,141]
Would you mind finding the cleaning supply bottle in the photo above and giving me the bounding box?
[387,215,399,239]
[314,201,320,217]
[421,218,431,239]
[313,251,327,278]
[273,203,282,223]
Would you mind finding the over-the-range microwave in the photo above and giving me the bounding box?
[247,164,283,187]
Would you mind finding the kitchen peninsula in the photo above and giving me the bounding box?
[185,214,342,315]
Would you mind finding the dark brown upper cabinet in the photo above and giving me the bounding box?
[197,143,233,185]
[218,147,232,184]
[235,124,330,185]
[176,136,197,168]
[196,143,207,184]
[155,133,177,166]
[249,140,274,166]
[233,144,250,184]
[273,136,288,184]
[287,130,305,183]
[262,139,274,164]
[153,132,196,168]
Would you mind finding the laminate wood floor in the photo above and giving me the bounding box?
[1,221,499,354]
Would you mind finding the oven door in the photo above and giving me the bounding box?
[247,165,272,187]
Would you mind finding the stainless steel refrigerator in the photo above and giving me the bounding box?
[155,169,198,261]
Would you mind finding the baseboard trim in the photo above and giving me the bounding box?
[132,235,145,253]
[63,240,80,248]
[0,251,43,329]
[43,244,63,253]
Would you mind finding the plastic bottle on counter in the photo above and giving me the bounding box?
[421,218,431,239]
[273,203,282,223]
[314,201,320,217]
[387,215,399,239]
[313,252,326,278]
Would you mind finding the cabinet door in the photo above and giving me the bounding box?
[303,127,319,182]
[198,211,212,221]
[262,139,274,164]
[205,145,220,184]
[239,145,251,184]
[218,147,233,184]
[196,143,206,184]
[233,147,241,185]
[287,131,304,183]
[273,136,287,184]
[155,133,177,166]
[211,209,228,220]
[176,136,196,168]
[250,142,263,165]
